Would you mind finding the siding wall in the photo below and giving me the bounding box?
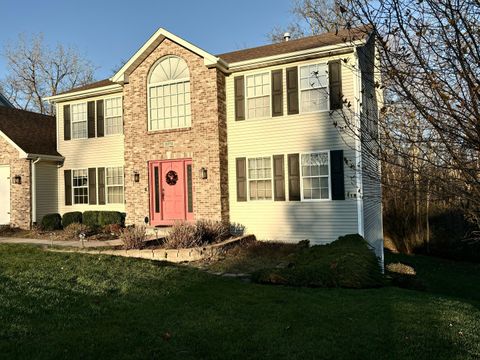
[226,53,361,244]
[35,161,58,222]
[358,38,384,260]
[56,92,125,215]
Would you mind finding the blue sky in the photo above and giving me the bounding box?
[0,0,295,80]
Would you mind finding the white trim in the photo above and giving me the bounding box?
[45,84,122,103]
[105,166,125,205]
[226,40,365,72]
[72,168,89,205]
[246,155,274,202]
[353,47,364,236]
[104,96,123,136]
[299,150,332,202]
[298,61,330,115]
[111,27,227,83]
[245,70,272,120]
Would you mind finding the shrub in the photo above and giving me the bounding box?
[82,211,100,228]
[41,213,62,231]
[251,234,384,289]
[98,211,124,227]
[164,220,233,249]
[62,212,82,228]
[102,223,123,236]
[64,223,91,239]
[120,225,146,250]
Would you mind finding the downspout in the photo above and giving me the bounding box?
[31,157,42,225]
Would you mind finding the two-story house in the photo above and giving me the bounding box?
[46,26,383,259]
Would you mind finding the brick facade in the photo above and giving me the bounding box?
[123,38,228,225]
[0,136,31,229]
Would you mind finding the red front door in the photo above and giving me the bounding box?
[149,159,194,226]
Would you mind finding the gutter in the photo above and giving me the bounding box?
[31,157,42,225]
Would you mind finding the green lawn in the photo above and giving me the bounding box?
[0,244,479,360]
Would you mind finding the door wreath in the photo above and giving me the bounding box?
[165,170,178,185]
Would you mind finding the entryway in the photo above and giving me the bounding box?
[148,159,194,226]
[0,165,11,225]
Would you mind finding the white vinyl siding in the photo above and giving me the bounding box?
[299,63,329,113]
[72,169,88,204]
[227,55,361,245]
[301,152,330,200]
[71,103,87,139]
[104,97,123,135]
[246,72,270,119]
[106,166,124,204]
[248,157,272,200]
[57,90,125,215]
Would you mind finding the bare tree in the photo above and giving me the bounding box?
[1,34,95,115]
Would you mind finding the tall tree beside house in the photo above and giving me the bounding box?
[273,0,480,254]
[0,34,95,115]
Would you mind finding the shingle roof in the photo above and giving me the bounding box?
[217,26,370,63]
[0,107,60,157]
[56,78,115,96]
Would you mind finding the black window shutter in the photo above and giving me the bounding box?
[330,150,345,200]
[329,61,343,110]
[64,170,72,206]
[98,167,106,205]
[286,67,299,115]
[288,153,301,201]
[236,158,247,201]
[63,105,71,141]
[87,101,96,138]
[273,155,285,201]
[234,76,245,121]
[88,168,97,205]
[96,100,104,137]
[271,70,283,117]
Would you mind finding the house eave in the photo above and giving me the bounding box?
[44,84,123,103]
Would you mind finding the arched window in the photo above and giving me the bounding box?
[148,56,191,130]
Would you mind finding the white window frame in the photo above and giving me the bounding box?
[105,166,125,204]
[245,71,271,120]
[70,102,88,140]
[300,151,331,202]
[104,96,123,136]
[298,62,330,114]
[147,56,191,132]
[247,155,274,201]
[72,168,89,204]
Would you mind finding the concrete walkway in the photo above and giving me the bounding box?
[0,237,123,248]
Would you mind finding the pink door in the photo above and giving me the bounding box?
[149,159,194,226]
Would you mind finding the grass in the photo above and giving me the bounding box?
[0,244,479,359]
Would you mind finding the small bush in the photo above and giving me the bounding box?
[165,220,232,249]
[98,211,124,227]
[102,223,123,236]
[83,211,100,228]
[386,262,416,276]
[64,223,91,239]
[120,225,146,250]
[41,213,62,231]
[252,234,384,289]
[62,212,82,228]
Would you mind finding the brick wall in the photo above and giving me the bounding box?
[123,38,228,225]
[0,136,31,229]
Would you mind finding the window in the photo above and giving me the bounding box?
[71,103,87,139]
[301,152,330,200]
[106,167,124,204]
[299,63,329,112]
[105,97,123,135]
[148,56,191,131]
[248,157,272,200]
[73,169,88,204]
[246,72,270,119]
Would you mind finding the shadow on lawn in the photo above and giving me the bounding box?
[0,244,478,360]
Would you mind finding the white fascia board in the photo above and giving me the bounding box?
[44,84,123,103]
[0,129,28,158]
[25,153,64,162]
[225,39,366,72]
[111,27,226,83]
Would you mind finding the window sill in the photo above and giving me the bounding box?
[147,127,192,135]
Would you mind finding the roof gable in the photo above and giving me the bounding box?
[111,28,227,83]
[0,107,60,157]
